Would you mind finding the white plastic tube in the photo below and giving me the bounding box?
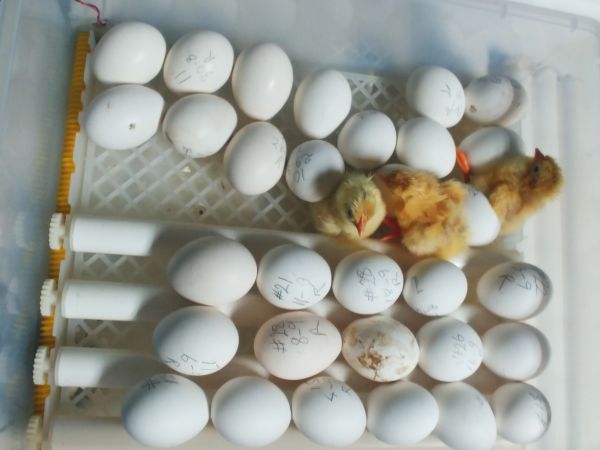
[53,347,165,388]
[60,280,188,321]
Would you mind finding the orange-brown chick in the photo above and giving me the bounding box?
[377,170,469,258]
[470,148,563,234]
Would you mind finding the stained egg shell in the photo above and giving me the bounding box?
[464,185,501,246]
[167,236,257,306]
[458,126,526,171]
[257,244,331,310]
[163,30,234,94]
[122,374,209,448]
[162,94,237,158]
[417,317,483,382]
[483,322,550,381]
[83,85,164,151]
[285,140,345,202]
[367,381,439,446]
[396,117,456,178]
[337,110,397,169]
[465,75,528,126]
[492,382,551,444]
[405,65,465,128]
[92,22,166,84]
[432,382,497,450]
[403,258,467,316]
[342,316,419,382]
[477,261,552,320]
[292,377,366,447]
[224,122,287,195]
[153,306,238,376]
[465,75,515,125]
[232,43,293,120]
[294,69,352,139]
[211,376,291,447]
[254,312,341,380]
[333,250,404,315]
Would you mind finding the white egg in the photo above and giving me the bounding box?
[483,322,550,380]
[91,22,166,84]
[342,316,419,382]
[257,244,331,310]
[464,185,500,246]
[458,126,526,171]
[122,374,209,448]
[395,117,456,177]
[417,317,483,382]
[254,312,341,380]
[285,140,345,202]
[333,250,403,315]
[367,381,439,445]
[432,382,497,450]
[292,377,366,447]
[465,75,528,126]
[167,236,257,305]
[232,43,293,120]
[211,376,290,447]
[163,30,234,94]
[477,261,552,320]
[405,65,465,128]
[403,258,467,316]
[492,382,551,444]
[153,306,238,376]
[162,94,237,158]
[83,85,164,151]
[294,70,352,139]
[223,122,286,195]
[337,110,396,169]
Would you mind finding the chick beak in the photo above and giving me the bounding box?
[355,213,367,236]
[534,148,544,162]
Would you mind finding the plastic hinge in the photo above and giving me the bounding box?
[33,346,51,385]
[48,213,66,250]
[40,279,58,317]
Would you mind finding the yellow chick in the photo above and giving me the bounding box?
[471,148,563,233]
[310,172,386,240]
[377,170,469,258]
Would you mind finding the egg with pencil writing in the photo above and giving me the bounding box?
[405,65,465,127]
[292,377,366,447]
[162,94,237,158]
[403,258,467,316]
[153,306,238,376]
[122,374,209,448]
[333,250,403,314]
[417,317,483,382]
[254,312,341,380]
[163,30,234,94]
[257,244,331,310]
[224,122,286,195]
[478,261,552,320]
[285,140,345,202]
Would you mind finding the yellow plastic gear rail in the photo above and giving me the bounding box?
[33,31,89,418]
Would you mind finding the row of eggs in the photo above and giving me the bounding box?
[154,306,550,384]
[84,22,528,197]
[167,235,552,320]
[122,373,550,449]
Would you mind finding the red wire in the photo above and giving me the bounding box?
[74,0,106,26]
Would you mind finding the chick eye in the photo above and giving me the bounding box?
[346,208,354,219]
